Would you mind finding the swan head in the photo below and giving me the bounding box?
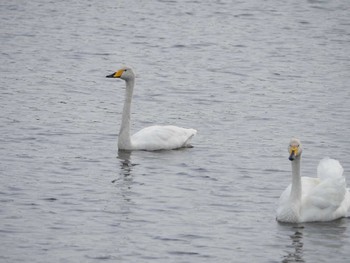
[288,138,302,161]
[106,67,135,81]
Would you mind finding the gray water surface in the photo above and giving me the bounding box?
[1,0,350,262]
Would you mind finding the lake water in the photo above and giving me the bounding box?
[1,0,350,262]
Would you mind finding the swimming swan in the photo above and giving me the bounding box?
[276,138,350,223]
[106,67,197,151]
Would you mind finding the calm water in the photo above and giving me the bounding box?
[1,0,350,262]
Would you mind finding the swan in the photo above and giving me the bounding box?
[276,138,350,223]
[106,67,197,151]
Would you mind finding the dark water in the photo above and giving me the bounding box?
[1,0,350,262]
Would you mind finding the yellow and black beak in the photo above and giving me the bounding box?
[106,69,124,78]
[289,146,298,161]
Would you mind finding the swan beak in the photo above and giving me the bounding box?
[289,146,298,161]
[106,69,124,78]
[106,72,116,78]
[289,151,296,161]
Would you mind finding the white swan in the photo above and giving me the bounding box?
[276,138,350,223]
[106,67,197,151]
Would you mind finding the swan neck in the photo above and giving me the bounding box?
[290,156,302,203]
[118,79,134,149]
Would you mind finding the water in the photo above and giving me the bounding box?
[1,0,350,262]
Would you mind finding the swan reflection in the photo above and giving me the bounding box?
[281,219,348,263]
[282,229,304,263]
[117,150,133,177]
[111,151,136,184]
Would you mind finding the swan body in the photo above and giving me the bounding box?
[106,67,196,151]
[276,138,350,223]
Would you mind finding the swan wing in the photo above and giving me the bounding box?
[304,177,346,209]
[131,125,197,151]
[302,158,346,210]
[301,176,349,221]
[301,177,320,197]
[278,184,292,207]
[317,157,344,180]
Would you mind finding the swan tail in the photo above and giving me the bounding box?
[182,129,197,147]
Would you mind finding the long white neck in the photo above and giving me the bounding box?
[118,79,134,150]
[290,156,302,205]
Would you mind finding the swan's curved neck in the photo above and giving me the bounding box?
[118,79,134,150]
[290,156,302,204]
